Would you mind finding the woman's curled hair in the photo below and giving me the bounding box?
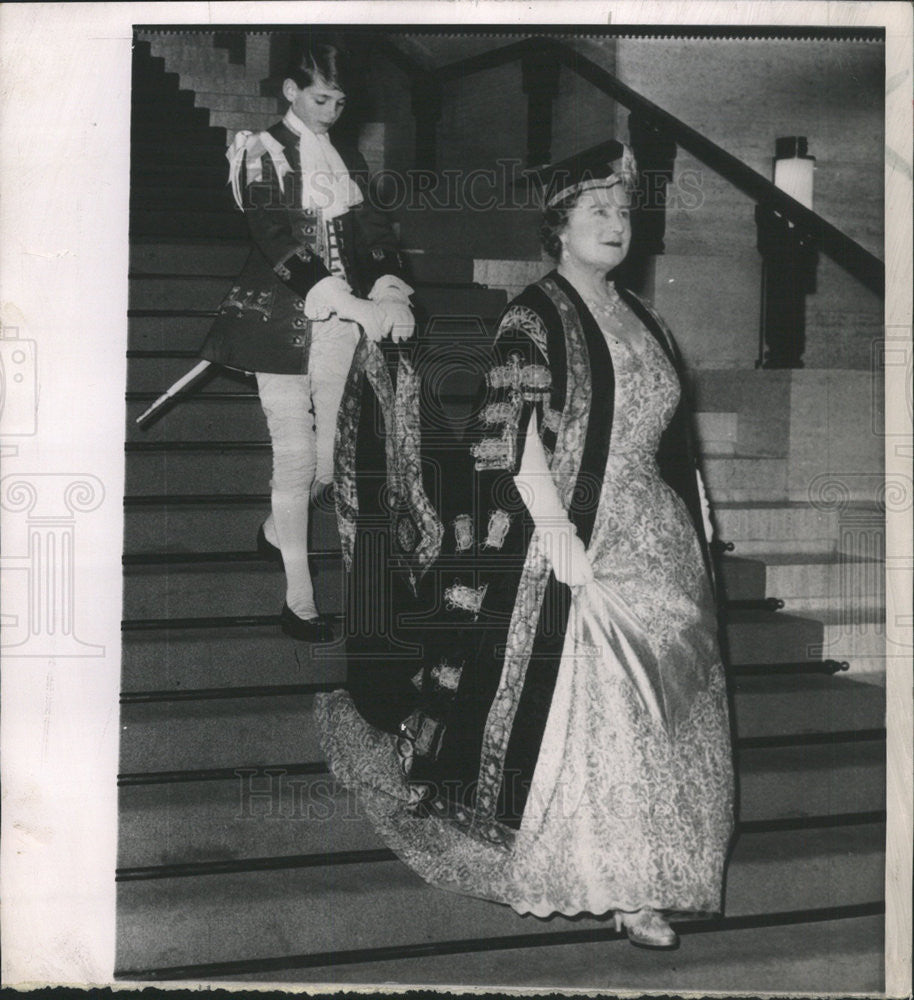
[539,191,581,261]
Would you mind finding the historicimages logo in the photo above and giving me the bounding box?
[0,326,38,451]
[0,325,106,657]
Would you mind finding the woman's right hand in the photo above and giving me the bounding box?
[306,276,385,341]
[341,296,386,342]
[542,526,594,587]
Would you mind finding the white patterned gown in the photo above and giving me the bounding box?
[316,299,734,919]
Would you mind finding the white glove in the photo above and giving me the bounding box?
[342,297,387,343]
[696,465,715,544]
[369,275,416,343]
[305,276,385,342]
[374,298,415,342]
[540,524,594,587]
[514,412,594,587]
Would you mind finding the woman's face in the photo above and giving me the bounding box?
[283,76,347,135]
[559,185,631,272]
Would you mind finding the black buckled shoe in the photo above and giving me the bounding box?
[280,603,334,643]
[256,525,284,566]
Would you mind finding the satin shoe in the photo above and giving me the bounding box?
[280,604,335,643]
[613,908,679,949]
[256,524,284,565]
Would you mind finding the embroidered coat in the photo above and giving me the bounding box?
[199,120,408,375]
[397,271,717,835]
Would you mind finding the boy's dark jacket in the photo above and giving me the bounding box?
[200,120,407,374]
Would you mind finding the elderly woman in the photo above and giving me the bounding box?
[316,142,734,949]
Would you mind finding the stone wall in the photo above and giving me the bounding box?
[371,34,885,372]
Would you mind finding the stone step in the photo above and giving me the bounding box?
[703,457,788,503]
[130,120,227,146]
[126,355,246,392]
[125,447,270,496]
[130,240,249,277]
[718,555,767,600]
[147,39,236,63]
[127,275,506,320]
[141,32,219,50]
[473,258,551,299]
[132,99,200,126]
[398,205,542,260]
[128,314,227,353]
[689,369,792,458]
[727,673,883,737]
[223,914,884,992]
[117,737,885,870]
[737,605,885,674]
[130,275,232,311]
[131,163,230,189]
[404,251,475,286]
[132,100,210,127]
[122,561,345,621]
[736,739,885,821]
[781,596,884,620]
[151,49,240,76]
[127,392,476,444]
[127,244,488,290]
[118,693,325,774]
[123,499,338,554]
[130,82,187,106]
[124,498,271,553]
[126,398,268,442]
[117,773,379,869]
[722,610,824,666]
[411,285,507,321]
[131,142,229,168]
[131,209,247,240]
[195,92,282,114]
[120,549,883,642]
[720,553,885,618]
[118,674,883,774]
[694,412,739,456]
[770,555,885,601]
[131,185,238,215]
[118,559,845,673]
[121,626,349,693]
[125,438,464,497]
[212,111,282,135]
[178,72,265,95]
[713,502,839,555]
[819,616,886,675]
[114,823,884,976]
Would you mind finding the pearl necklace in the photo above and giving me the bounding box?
[583,283,623,321]
[583,284,646,352]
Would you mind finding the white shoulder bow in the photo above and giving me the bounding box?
[226,130,293,210]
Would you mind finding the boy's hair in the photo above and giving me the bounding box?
[285,40,354,94]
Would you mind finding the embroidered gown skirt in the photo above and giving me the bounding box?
[315,320,734,919]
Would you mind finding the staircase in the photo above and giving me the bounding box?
[137,30,283,137]
[118,35,886,991]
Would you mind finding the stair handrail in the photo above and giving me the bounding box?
[377,34,884,297]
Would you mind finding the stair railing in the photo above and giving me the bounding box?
[374,34,884,298]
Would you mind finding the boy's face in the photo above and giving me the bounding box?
[283,76,347,135]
